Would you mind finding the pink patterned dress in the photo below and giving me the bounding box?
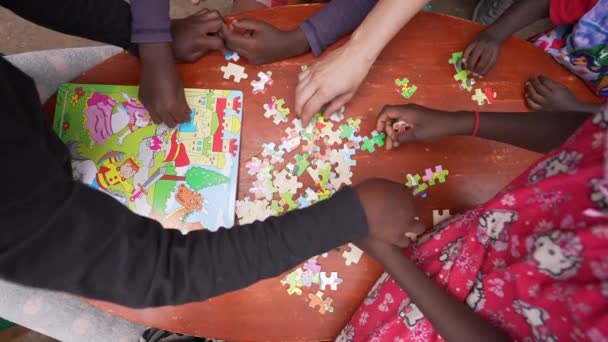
[338,107,608,342]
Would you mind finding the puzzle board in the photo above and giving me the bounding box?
[53,84,243,232]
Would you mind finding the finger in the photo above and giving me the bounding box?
[294,76,318,117]
[232,18,267,32]
[223,29,251,52]
[163,110,177,128]
[466,46,484,75]
[201,9,222,21]
[476,50,493,76]
[526,80,545,104]
[323,94,350,120]
[478,50,496,76]
[298,67,311,82]
[525,94,543,111]
[462,42,477,67]
[199,35,225,51]
[530,76,551,97]
[538,75,560,91]
[199,17,224,34]
[301,89,328,126]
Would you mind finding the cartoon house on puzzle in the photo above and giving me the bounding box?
[179,94,241,169]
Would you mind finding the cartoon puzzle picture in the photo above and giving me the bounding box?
[53,84,243,233]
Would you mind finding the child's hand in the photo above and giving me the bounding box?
[525,75,587,112]
[171,9,225,63]
[462,32,502,78]
[221,20,309,65]
[139,43,190,127]
[353,179,425,248]
[377,104,472,149]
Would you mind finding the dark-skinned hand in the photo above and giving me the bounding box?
[353,179,425,248]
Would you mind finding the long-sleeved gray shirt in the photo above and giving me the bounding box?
[0,0,370,308]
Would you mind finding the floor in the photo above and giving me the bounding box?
[0,0,544,341]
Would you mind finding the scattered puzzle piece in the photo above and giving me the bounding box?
[405,174,428,198]
[433,209,452,226]
[422,165,449,185]
[280,268,304,295]
[361,131,386,153]
[224,51,240,62]
[271,200,284,215]
[395,77,418,99]
[328,106,346,122]
[319,272,343,291]
[220,62,248,83]
[453,70,473,92]
[291,153,310,176]
[342,243,363,266]
[471,87,497,105]
[307,291,334,314]
[250,71,273,94]
[263,97,290,125]
[448,52,463,72]
[320,126,342,146]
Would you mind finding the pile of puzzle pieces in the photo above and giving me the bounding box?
[405,165,449,198]
[448,51,497,106]
[279,242,363,315]
[236,100,385,225]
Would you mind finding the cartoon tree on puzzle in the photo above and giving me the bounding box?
[161,167,229,191]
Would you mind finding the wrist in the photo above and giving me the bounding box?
[453,111,477,136]
[347,33,380,67]
[139,43,174,65]
[481,26,509,44]
[282,28,311,58]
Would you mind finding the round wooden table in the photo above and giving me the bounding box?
[45,4,598,341]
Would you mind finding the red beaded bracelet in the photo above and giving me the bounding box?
[472,110,480,137]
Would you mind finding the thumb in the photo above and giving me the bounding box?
[232,19,267,32]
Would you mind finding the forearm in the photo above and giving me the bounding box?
[130,0,171,43]
[0,0,135,51]
[447,110,587,153]
[348,0,428,62]
[300,0,377,56]
[376,246,509,342]
[483,0,550,43]
[1,161,368,308]
[474,110,587,153]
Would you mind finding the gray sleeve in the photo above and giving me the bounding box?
[300,0,377,56]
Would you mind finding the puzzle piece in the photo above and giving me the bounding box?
[347,118,361,129]
[262,142,285,164]
[340,146,357,166]
[471,87,497,105]
[339,124,356,139]
[342,243,363,266]
[236,198,274,225]
[453,70,473,92]
[273,169,303,194]
[271,200,284,215]
[250,71,273,94]
[279,192,297,211]
[405,173,428,198]
[280,268,304,295]
[316,188,332,201]
[249,178,276,201]
[224,51,240,62]
[220,62,248,83]
[319,272,343,291]
[328,106,346,122]
[246,157,270,177]
[422,165,449,186]
[433,209,452,226]
[304,259,322,274]
[320,126,342,146]
[292,153,310,176]
[307,161,331,185]
[395,77,418,99]
[263,97,290,125]
[448,51,463,72]
[307,291,334,314]
[361,131,386,153]
[280,130,302,153]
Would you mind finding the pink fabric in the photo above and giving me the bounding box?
[339,111,608,341]
[255,0,288,7]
